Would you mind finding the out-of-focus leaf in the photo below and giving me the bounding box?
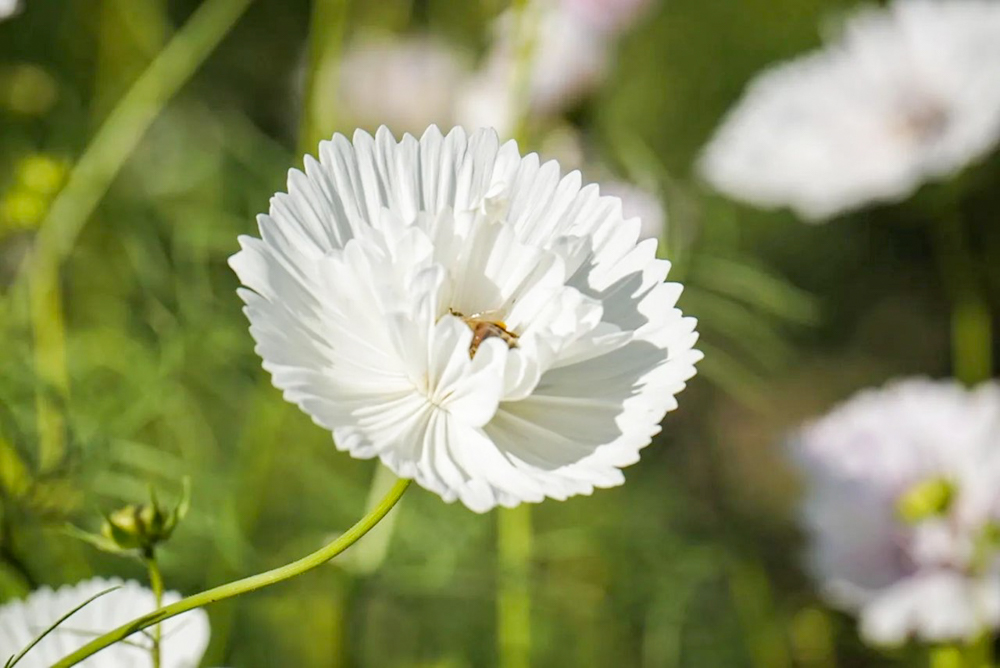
[0,436,31,499]
[684,286,796,372]
[691,256,820,326]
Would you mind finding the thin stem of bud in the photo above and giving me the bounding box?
[143,553,164,668]
[52,477,411,667]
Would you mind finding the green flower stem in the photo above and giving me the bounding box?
[298,0,350,156]
[508,0,539,146]
[143,553,164,668]
[497,4,539,666]
[18,0,251,474]
[11,0,255,298]
[933,213,993,386]
[497,504,533,668]
[929,639,995,668]
[52,478,411,668]
[28,258,67,472]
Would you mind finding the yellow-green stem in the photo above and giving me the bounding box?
[951,296,992,387]
[11,0,255,298]
[497,4,539,666]
[933,213,993,386]
[28,255,67,472]
[143,553,164,668]
[929,637,996,668]
[299,0,350,156]
[497,504,533,668]
[508,0,538,146]
[52,478,410,668]
[930,646,963,668]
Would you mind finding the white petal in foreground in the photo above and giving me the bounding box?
[231,126,701,512]
[699,0,1000,221]
[0,577,210,667]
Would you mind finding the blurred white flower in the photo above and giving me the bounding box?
[562,0,655,35]
[792,378,1000,645]
[699,0,1000,221]
[0,577,210,667]
[598,181,666,243]
[0,0,20,21]
[231,126,701,513]
[457,4,612,136]
[337,34,470,137]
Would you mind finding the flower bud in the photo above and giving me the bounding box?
[101,502,174,552]
[68,478,190,556]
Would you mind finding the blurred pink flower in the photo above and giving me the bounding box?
[699,0,1000,221]
[792,378,1000,645]
[457,3,612,137]
[562,0,655,35]
[337,34,470,136]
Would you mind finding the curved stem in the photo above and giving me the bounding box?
[299,0,350,156]
[10,0,255,298]
[143,553,164,668]
[933,212,993,386]
[508,0,539,147]
[52,477,411,668]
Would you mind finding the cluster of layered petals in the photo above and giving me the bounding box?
[792,378,1000,644]
[231,126,700,512]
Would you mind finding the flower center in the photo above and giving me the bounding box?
[450,309,519,358]
[894,95,950,144]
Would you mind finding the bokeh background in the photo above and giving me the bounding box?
[1,0,998,665]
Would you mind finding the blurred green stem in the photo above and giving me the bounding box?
[299,0,350,156]
[929,639,994,668]
[11,0,255,298]
[933,213,992,386]
[19,0,250,473]
[28,256,67,472]
[143,552,164,668]
[497,4,538,666]
[498,505,533,668]
[509,0,538,145]
[52,478,410,667]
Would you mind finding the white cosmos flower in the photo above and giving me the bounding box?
[230,126,700,513]
[698,0,1000,221]
[792,378,1000,645]
[0,577,210,667]
[337,34,470,137]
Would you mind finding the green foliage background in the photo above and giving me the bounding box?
[1,0,998,666]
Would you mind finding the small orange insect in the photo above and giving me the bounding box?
[450,309,519,358]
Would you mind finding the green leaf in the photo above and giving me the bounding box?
[691,256,820,326]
